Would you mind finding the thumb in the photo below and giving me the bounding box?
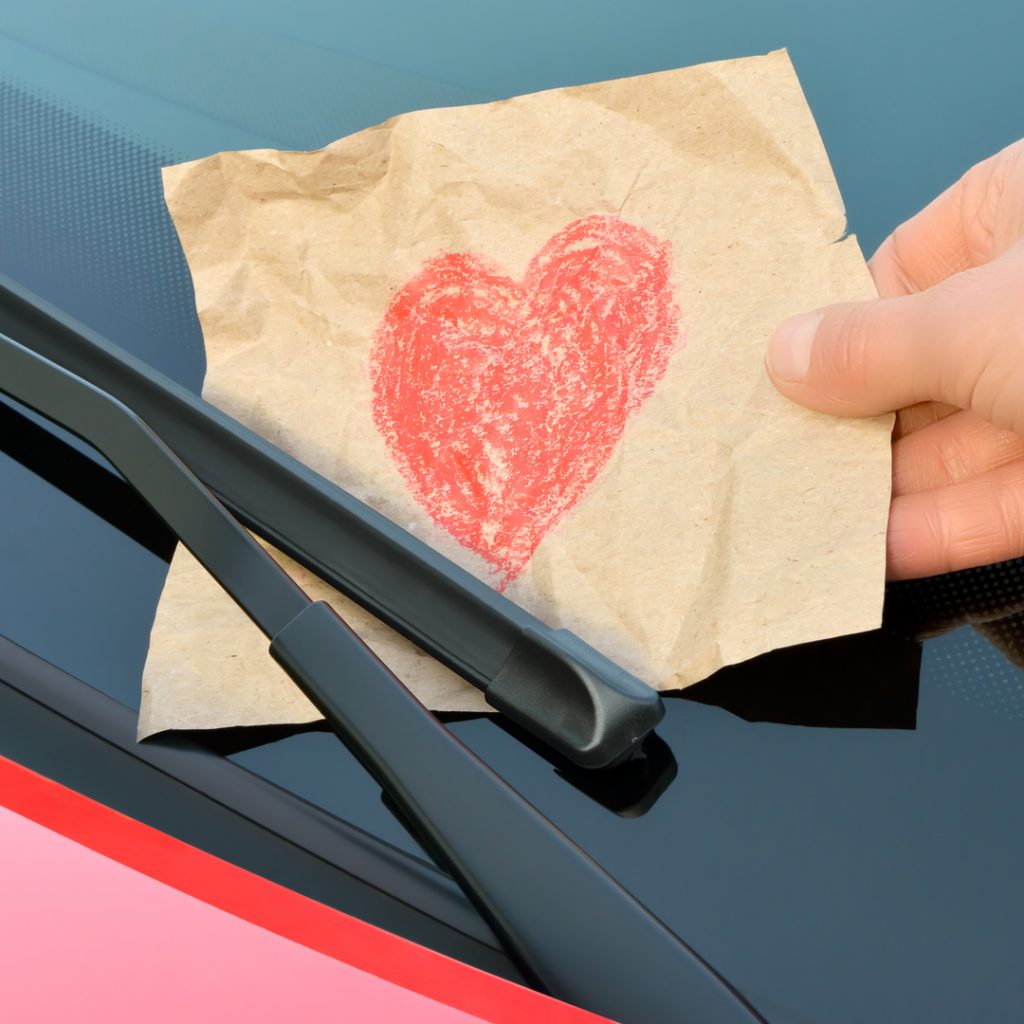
[765,245,1024,431]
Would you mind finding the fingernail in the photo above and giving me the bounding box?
[766,311,823,383]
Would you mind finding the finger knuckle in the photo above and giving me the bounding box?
[828,299,916,392]
[936,432,974,486]
[931,263,1024,419]
[994,482,1024,560]
[915,498,957,574]
[825,304,876,387]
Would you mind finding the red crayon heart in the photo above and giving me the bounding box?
[371,214,682,588]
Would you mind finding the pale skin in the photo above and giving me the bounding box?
[766,138,1024,580]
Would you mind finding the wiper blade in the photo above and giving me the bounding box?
[0,331,766,1024]
[0,272,662,769]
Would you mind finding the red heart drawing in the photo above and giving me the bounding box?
[371,214,682,588]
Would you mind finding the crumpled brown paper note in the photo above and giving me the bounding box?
[141,49,892,739]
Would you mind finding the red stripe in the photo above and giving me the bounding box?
[0,755,609,1024]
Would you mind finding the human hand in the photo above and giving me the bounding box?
[766,139,1024,580]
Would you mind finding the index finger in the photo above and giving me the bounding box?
[868,144,1017,297]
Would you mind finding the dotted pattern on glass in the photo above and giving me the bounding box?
[0,76,204,389]
[891,559,1024,723]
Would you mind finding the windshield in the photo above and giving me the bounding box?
[2,3,1024,1022]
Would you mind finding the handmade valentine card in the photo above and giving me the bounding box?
[141,50,892,737]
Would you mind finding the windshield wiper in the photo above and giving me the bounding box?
[0,271,661,770]
[0,330,766,1024]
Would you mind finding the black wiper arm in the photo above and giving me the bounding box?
[0,335,306,637]
[0,331,766,1024]
[0,271,661,769]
